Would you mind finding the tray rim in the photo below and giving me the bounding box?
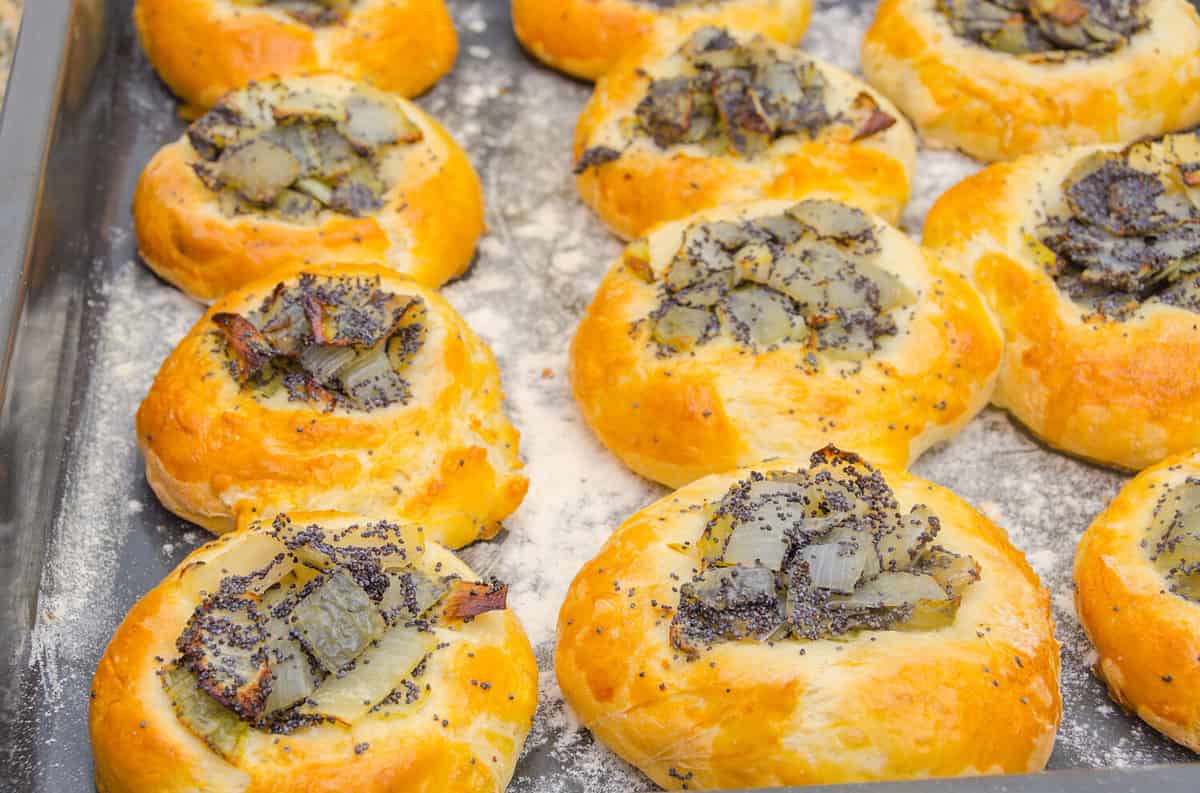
[0,0,1196,790]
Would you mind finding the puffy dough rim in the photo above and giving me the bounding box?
[133,0,458,111]
[569,198,1003,489]
[573,27,918,239]
[861,0,1200,162]
[90,512,539,793]
[555,457,1061,790]
[511,0,813,82]
[134,262,528,548]
[134,84,484,303]
[923,143,1200,471]
[1074,451,1200,753]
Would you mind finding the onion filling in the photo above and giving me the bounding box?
[188,80,421,223]
[670,447,981,656]
[937,0,1149,59]
[1033,136,1200,320]
[574,27,895,171]
[640,199,914,361]
[161,517,510,756]
[212,272,427,412]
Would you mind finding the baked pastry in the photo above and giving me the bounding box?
[861,0,1200,162]
[135,263,528,547]
[1075,451,1200,752]
[556,447,1061,789]
[570,198,1002,488]
[134,76,484,302]
[574,26,917,240]
[923,134,1200,471]
[134,0,457,112]
[511,0,813,82]
[91,511,538,793]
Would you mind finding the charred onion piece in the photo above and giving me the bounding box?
[177,594,271,722]
[849,92,897,142]
[442,580,509,618]
[213,313,276,382]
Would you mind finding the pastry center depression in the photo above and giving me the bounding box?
[938,0,1149,57]
[189,82,421,223]
[575,27,895,170]
[1033,137,1200,320]
[1145,478,1200,602]
[163,518,509,757]
[234,0,360,26]
[214,272,427,411]
[638,200,914,360]
[670,448,981,655]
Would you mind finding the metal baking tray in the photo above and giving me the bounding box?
[0,0,1197,791]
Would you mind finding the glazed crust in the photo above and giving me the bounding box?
[512,0,812,81]
[569,199,1002,489]
[861,0,1200,162]
[91,512,539,793]
[575,29,918,239]
[1074,452,1200,753]
[133,0,458,112]
[556,459,1061,790]
[135,263,528,548]
[923,144,1200,471]
[134,76,484,303]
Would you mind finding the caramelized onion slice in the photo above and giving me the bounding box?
[799,542,866,593]
[653,303,712,350]
[878,505,938,572]
[217,137,303,205]
[341,92,422,153]
[830,571,948,610]
[377,569,450,625]
[722,521,790,569]
[786,200,875,245]
[292,569,386,673]
[916,546,982,598]
[162,664,248,759]
[262,630,319,717]
[298,626,434,724]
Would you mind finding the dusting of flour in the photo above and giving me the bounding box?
[20,1,1194,790]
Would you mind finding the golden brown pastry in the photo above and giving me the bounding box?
[862,0,1200,162]
[134,76,484,302]
[570,198,1002,489]
[574,26,918,240]
[91,511,538,793]
[134,0,457,112]
[923,134,1200,471]
[511,0,812,82]
[1075,451,1200,753]
[556,447,1061,790]
[136,263,528,547]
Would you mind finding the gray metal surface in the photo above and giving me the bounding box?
[0,0,1197,791]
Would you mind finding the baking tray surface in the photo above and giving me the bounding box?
[0,1,1197,791]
